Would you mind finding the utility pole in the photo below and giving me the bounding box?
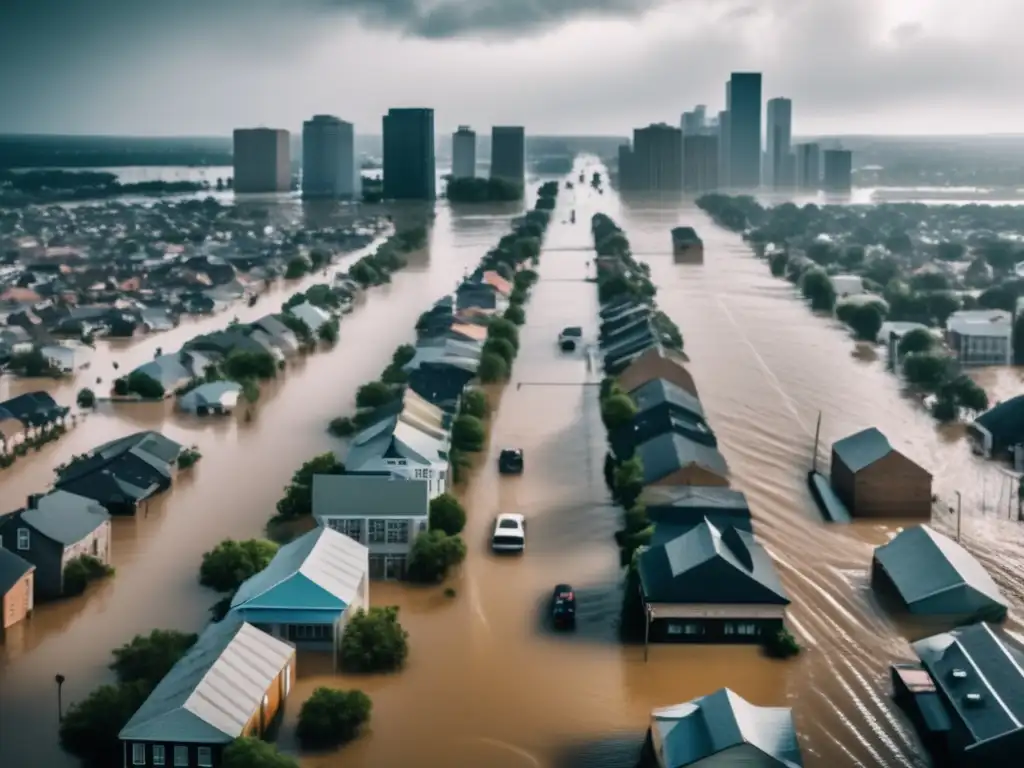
[55,674,66,722]
[954,491,962,543]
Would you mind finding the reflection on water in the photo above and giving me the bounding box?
[5,162,1024,768]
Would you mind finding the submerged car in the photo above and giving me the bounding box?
[492,513,526,553]
[498,448,524,474]
[558,326,583,351]
[551,584,576,629]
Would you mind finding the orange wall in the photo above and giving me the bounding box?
[2,572,34,630]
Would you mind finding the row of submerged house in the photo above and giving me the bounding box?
[110,258,527,767]
[0,430,188,637]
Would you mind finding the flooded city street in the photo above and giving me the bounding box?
[3,160,1024,768]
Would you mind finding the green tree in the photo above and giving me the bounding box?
[77,388,96,408]
[483,337,516,366]
[504,304,526,325]
[477,351,509,383]
[224,350,277,380]
[769,251,789,277]
[452,414,485,452]
[513,237,541,264]
[884,231,913,255]
[806,241,839,266]
[800,269,836,311]
[276,452,345,519]
[110,629,198,687]
[285,256,310,279]
[126,371,165,399]
[297,688,372,749]
[392,344,416,366]
[948,375,989,413]
[487,317,520,349]
[200,539,279,593]
[897,328,935,356]
[613,456,645,509]
[846,303,885,341]
[601,393,638,431]
[309,249,330,270]
[978,285,1017,313]
[902,352,951,392]
[429,493,467,535]
[936,241,966,261]
[222,738,299,768]
[909,272,950,292]
[318,318,339,344]
[407,530,467,583]
[59,681,150,767]
[355,381,397,409]
[513,269,538,292]
[931,394,958,422]
[340,607,409,672]
[460,389,489,419]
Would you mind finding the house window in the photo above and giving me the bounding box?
[197,747,212,767]
[386,520,409,544]
[326,518,362,542]
[174,745,189,766]
[153,745,166,766]
[738,623,758,636]
[724,623,736,635]
[667,623,702,635]
[385,555,407,580]
[16,528,29,551]
[132,743,146,765]
[367,519,386,544]
[285,624,333,642]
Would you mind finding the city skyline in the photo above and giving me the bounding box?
[3,0,1024,136]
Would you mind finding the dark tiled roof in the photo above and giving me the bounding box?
[629,378,704,420]
[975,395,1024,447]
[637,432,728,485]
[0,547,34,595]
[831,427,893,473]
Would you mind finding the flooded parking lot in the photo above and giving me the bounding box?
[3,161,1024,767]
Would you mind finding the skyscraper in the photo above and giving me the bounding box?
[617,143,636,191]
[490,126,526,187]
[233,128,290,193]
[683,134,719,193]
[726,72,762,189]
[452,126,476,179]
[631,124,683,192]
[382,108,436,201]
[795,143,821,190]
[302,115,357,199]
[680,105,707,136]
[717,109,730,190]
[765,98,793,189]
[823,149,853,193]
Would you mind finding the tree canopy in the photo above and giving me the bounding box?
[407,530,467,583]
[110,629,198,687]
[477,351,509,383]
[429,493,467,536]
[340,607,409,673]
[276,452,345,519]
[601,393,638,431]
[222,738,300,768]
[297,688,372,749]
[451,414,486,452]
[200,539,279,593]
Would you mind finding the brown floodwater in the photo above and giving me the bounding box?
[3,162,1024,768]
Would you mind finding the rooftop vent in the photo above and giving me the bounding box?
[963,693,985,707]
[950,669,969,681]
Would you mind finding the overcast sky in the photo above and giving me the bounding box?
[2,0,1022,137]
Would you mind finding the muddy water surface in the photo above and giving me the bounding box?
[5,161,1024,768]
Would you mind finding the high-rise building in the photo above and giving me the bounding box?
[490,126,526,187]
[765,98,793,189]
[683,134,719,194]
[630,124,683,192]
[726,72,762,189]
[233,128,290,193]
[795,142,821,190]
[617,143,636,191]
[680,105,707,136]
[823,149,853,193]
[717,109,730,189]
[382,108,436,201]
[452,126,476,179]
[301,115,357,199]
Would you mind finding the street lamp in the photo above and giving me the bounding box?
[55,674,66,722]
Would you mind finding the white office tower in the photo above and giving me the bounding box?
[302,115,357,199]
[765,98,793,189]
[452,126,476,179]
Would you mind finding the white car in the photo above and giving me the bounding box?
[491,513,526,553]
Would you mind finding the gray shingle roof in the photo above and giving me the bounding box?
[628,377,704,420]
[638,518,789,605]
[118,617,295,743]
[313,474,429,520]
[132,354,191,390]
[832,427,893,473]
[652,688,803,768]
[874,525,1007,620]
[20,490,109,545]
[636,432,728,485]
[178,382,242,411]
[0,547,34,595]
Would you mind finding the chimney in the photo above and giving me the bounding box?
[27,493,41,509]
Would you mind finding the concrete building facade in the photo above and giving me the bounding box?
[451,126,476,179]
[233,128,290,194]
[490,126,526,187]
[630,124,683,192]
[795,142,821,190]
[765,97,793,189]
[726,72,762,189]
[823,149,854,193]
[683,134,719,194]
[382,108,436,201]
[302,115,357,199]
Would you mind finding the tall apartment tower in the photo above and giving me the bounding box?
[765,98,793,189]
[490,126,526,187]
[233,128,290,193]
[617,143,636,191]
[382,108,436,201]
[451,126,476,179]
[631,124,683,192]
[795,142,822,190]
[301,115,357,199]
[680,105,707,136]
[823,149,854,193]
[683,134,719,194]
[726,72,762,189]
[717,109,730,190]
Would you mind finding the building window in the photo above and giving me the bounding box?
[724,623,736,635]
[385,555,407,580]
[386,520,409,544]
[367,519,386,544]
[197,747,212,767]
[16,528,29,551]
[738,623,758,636]
[285,624,333,642]
[174,745,189,766]
[326,518,362,542]
[666,622,702,636]
[153,745,166,766]
[132,743,146,765]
